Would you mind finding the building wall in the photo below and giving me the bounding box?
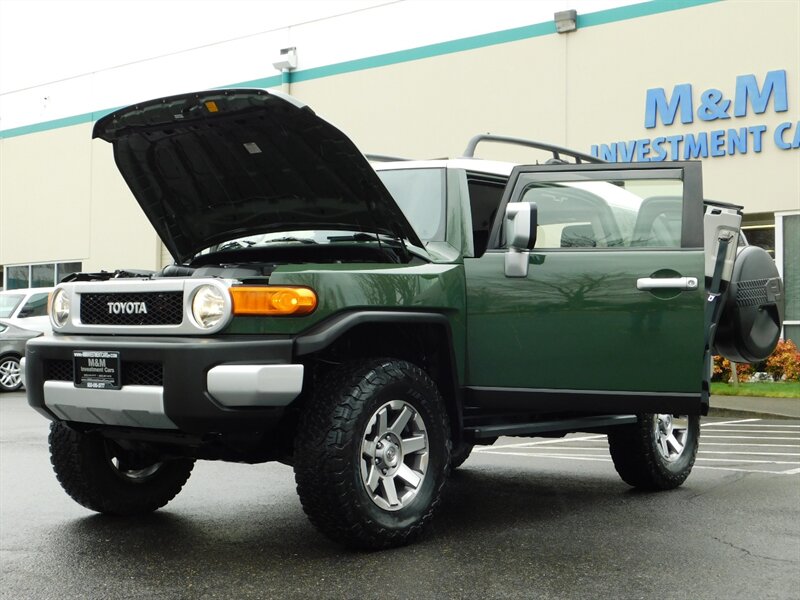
[0,124,162,273]
[1,1,798,309]
[293,0,798,213]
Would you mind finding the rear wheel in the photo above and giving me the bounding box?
[607,414,699,490]
[49,422,195,515]
[0,355,22,392]
[294,359,450,549]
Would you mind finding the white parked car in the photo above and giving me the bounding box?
[0,288,53,335]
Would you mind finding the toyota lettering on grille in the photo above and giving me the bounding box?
[107,301,148,315]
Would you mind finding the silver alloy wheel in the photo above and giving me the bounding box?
[105,442,163,482]
[360,399,429,511]
[0,357,21,391]
[111,458,162,480]
[653,414,689,462]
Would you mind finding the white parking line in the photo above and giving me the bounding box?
[693,465,800,475]
[700,429,800,434]
[477,451,800,472]
[701,451,800,456]
[471,417,800,476]
[702,435,799,441]
[702,418,761,426]
[700,437,797,448]
[696,457,799,464]
[477,434,606,451]
[703,423,800,428]
[477,451,612,462]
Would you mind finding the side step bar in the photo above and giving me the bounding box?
[468,414,638,440]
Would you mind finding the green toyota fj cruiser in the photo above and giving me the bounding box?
[24,89,784,549]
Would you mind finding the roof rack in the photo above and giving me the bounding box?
[365,154,411,162]
[462,134,606,164]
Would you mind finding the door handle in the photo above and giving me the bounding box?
[636,277,698,291]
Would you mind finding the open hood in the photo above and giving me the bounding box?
[93,89,422,262]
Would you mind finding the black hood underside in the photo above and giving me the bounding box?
[93,89,422,262]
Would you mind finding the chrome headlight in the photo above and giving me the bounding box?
[191,284,227,329]
[50,288,70,328]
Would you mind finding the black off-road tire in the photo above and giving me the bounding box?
[49,422,195,515]
[450,442,474,469]
[607,413,700,490]
[294,359,451,550]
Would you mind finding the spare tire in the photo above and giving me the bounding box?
[714,245,784,363]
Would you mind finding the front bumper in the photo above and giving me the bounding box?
[25,334,301,434]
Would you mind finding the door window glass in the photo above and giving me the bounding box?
[517,179,683,249]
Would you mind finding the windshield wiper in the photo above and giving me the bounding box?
[264,237,318,245]
[327,233,383,243]
[217,240,257,251]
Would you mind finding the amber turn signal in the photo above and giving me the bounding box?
[230,286,317,316]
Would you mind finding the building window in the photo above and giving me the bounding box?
[742,225,775,258]
[56,262,82,282]
[6,265,30,290]
[31,263,56,288]
[3,261,83,290]
[776,211,799,345]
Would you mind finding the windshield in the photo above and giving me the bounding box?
[197,167,447,255]
[377,168,446,243]
[0,294,24,318]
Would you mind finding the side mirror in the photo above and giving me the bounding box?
[504,202,537,277]
[505,202,538,250]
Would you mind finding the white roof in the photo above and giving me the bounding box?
[372,158,515,177]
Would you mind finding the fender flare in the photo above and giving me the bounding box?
[294,310,464,440]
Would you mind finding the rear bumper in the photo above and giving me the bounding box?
[25,334,301,434]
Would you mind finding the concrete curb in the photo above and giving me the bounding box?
[707,406,794,420]
[709,394,800,420]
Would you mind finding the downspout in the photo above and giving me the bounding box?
[273,47,297,95]
[281,68,292,96]
[554,10,577,147]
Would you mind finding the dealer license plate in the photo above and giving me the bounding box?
[74,351,121,390]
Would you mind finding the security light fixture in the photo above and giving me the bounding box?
[554,9,577,34]
[272,47,297,72]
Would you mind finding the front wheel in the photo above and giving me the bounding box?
[607,414,700,490]
[294,359,451,549]
[450,442,474,469]
[49,422,195,515]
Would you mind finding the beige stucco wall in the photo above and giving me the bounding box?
[0,126,92,265]
[565,0,799,214]
[1,0,797,275]
[0,124,160,272]
[293,0,799,214]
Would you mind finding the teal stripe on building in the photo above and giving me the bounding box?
[0,0,721,140]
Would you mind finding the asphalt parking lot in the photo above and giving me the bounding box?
[2,391,799,600]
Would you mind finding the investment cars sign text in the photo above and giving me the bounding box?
[591,70,798,161]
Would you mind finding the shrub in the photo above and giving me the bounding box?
[765,339,800,381]
[712,355,753,383]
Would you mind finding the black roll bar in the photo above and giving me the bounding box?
[462,134,607,164]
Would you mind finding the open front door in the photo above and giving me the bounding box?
[464,162,706,414]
